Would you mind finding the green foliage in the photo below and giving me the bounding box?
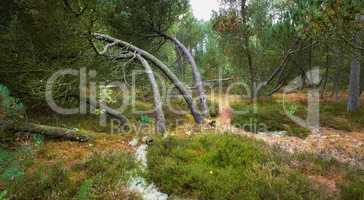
[0,162,24,182]
[0,190,8,200]
[0,0,115,106]
[0,84,24,118]
[286,104,298,116]
[231,100,310,138]
[139,115,153,125]
[76,179,93,200]
[320,102,364,131]
[291,0,364,40]
[75,151,140,200]
[0,148,13,170]
[339,173,364,200]
[232,99,364,137]
[0,148,28,183]
[103,0,189,47]
[32,134,44,147]
[7,163,77,200]
[147,134,330,200]
[4,150,139,200]
[0,141,46,184]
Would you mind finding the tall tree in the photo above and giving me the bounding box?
[348,34,361,112]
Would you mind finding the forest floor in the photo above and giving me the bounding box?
[0,92,364,199]
[203,93,364,195]
[210,93,364,169]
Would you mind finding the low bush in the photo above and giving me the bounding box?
[147,134,329,200]
[231,100,310,138]
[3,149,140,200]
[339,171,364,200]
[320,102,364,131]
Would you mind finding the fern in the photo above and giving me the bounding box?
[0,148,14,173]
[0,148,13,164]
[0,84,24,118]
[0,162,24,182]
[32,134,44,147]
[0,190,9,200]
[139,115,152,125]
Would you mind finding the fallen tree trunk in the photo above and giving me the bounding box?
[0,120,89,142]
[93,33,203,124]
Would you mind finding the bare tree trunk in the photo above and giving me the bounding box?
[246,41,256,101]
[308,39,313,72]
[93,33,203,124]
[321,45,330,98]
[348,35,361,112]
[361,75,364,97]
[240,0,256,101]
[334,48,343,102]
[175,46,185,81]
[0,120,89,142]
[136,55,166,134]
[162,34,209,116]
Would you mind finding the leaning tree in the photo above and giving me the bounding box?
[91,33,204,131]
[103,0,209,117]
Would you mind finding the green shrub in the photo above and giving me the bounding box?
[3,150,140,200]
[147,134,328,200]
[0,148,13,172]
[0,190,8,200]
[0,162,24,182]
[320,102,364,131]
[76,179,93,200]
[339,172,364,200]
[231,100,310,138]
[75,151,140,200]
[7,164,77,200]
[0,84,24,118]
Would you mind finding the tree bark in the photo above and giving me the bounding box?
[334,48,343,102]
[136,55,166,134]
[347,35,361,112]
[175,46,185,81]
[93,33,203,124]
[321,45,330,98]
[240,0,257,101]
[0,120,89,142]
[161,34,209,117]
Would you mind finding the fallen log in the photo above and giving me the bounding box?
[0,120,90,142]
